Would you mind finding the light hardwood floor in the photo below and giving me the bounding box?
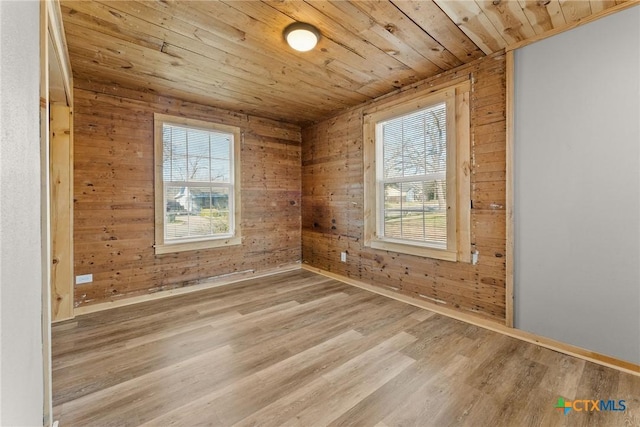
[52,269,640,426]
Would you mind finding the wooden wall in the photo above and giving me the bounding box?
[302,52,507,323]
[73,81,301,308]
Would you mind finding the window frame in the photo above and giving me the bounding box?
[153,113,242,255]
[363,79,471,262]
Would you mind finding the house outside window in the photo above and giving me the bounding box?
[154,114,241,254]
[363,80,471,262]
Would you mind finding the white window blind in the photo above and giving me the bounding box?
[378,102,448,247]
[162,123,234,242]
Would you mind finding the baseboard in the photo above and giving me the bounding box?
[302,264,640,377]
[74,263,301,316]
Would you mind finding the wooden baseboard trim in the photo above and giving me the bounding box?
[302,264,640,377]
[52,315,74,324]
[74,263,301,316]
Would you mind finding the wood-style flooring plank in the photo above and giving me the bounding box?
[52,269,640,426]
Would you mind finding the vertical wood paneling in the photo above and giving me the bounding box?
[505,50,515,328]
[73,82,301,308]
[50,104,74,321]
[302,53,507,323]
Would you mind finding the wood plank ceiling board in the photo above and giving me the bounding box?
[390,0,485,62]
[60,0,629,125]
[137,0,374,101]
[560,0,593,22]
[475,0,537,44]
[590,0,617,13]
[239,0,422,93]
[433,0,508,54]
[69,2,365,106]
[517,0,567,34]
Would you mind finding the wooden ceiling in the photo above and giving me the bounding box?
[61,0,629,125]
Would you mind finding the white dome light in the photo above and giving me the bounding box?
[284,22,320,52]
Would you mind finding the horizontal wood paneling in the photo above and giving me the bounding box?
[73,81,301,308]
[302,52,507,323]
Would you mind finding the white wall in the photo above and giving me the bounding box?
[514,6,640,364]
[0,1,45,425]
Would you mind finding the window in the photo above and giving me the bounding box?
[154,114,241,254]
[363,80,471,262]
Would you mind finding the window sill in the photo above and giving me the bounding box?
[369,239,457,262]
[154,235,242,255]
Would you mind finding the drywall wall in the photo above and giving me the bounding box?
[302,52,508,322]
[514,6,640,364]
[72,81,301,308]
[0,1,45,425]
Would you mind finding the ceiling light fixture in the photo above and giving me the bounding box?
[284,22,320,52]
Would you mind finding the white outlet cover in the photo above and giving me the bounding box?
[75,274,93,285]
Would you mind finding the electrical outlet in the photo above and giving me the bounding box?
[75,274,93,285]
[471,251,479,265]
[340,252,347,263]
